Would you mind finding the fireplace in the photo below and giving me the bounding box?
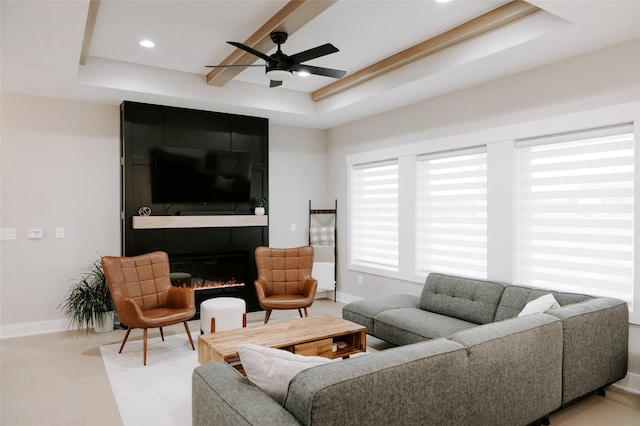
[169,252,252,318]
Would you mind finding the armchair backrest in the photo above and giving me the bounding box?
[255,246,314,296]
[102,251,172,312]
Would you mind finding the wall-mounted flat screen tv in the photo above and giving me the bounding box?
[153,146,252,203]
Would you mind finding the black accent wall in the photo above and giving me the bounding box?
[120,101,269,312]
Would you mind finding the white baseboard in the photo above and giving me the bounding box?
[0,318,69,339]
[335,291,362,305]
[612,372,640,395]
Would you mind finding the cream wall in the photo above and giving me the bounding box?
[267,124,328,249]
[0,94,121,335]
[325,38,640,389]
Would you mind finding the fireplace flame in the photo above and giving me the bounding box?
[178,277,244,290]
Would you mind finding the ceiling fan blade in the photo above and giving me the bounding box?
[293,64,346,79]
[205,64,263,68]
[289,43,339,64]
[270,80,283,88]
[227,41,272,62]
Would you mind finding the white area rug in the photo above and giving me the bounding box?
[100,323,388,426]
[100,332,199,426]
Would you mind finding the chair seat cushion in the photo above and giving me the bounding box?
[137,307,195,327]
[260,295,314,310]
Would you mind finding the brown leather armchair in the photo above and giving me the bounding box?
[101,251,196,365]
[254,246,317,323]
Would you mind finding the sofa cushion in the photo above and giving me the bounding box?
[342,294,420,331]
[494,285,593,322]
[374,308,477,345]
[518,293,560,317]
[237,344,334,405]
[419,273,505,324]
[285,339,471,426]
[448,314,563,426]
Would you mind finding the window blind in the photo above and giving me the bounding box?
[350,160,399,271]
[514,124,634,303]
[416,148,487,278]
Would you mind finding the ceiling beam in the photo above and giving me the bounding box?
[311,0,542,102]
[79,0,101,65]
[206,0,336,86]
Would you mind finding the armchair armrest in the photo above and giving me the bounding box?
[113,297,145,328]
[254,278,269,299]
[166,286,195,309]
[302,278,318,297]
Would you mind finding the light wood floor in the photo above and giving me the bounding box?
[1,299,639,425]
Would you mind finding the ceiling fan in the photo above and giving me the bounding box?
[207,32,347,88]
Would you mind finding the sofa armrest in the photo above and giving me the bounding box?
[285,339,470,425]
[342,294,420,332]
[192,362,300,426]
[546,297,629,405]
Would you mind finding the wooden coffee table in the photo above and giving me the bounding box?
[198,314,366,365]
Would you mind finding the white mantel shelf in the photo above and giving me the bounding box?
[132,215,268,229]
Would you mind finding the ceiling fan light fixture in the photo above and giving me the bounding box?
[266,69,292,81]
[297,70,311,77]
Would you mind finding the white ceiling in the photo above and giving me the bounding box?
[1,0,639,129]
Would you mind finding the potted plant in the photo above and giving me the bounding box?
[58,259,115,333]
[254,198,266,215]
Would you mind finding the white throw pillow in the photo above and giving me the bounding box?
[518,294,561,317]
[237,344,333,404]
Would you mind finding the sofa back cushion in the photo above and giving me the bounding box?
[420,273,505,324]
[494,285,593,322]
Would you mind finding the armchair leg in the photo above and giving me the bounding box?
[298,308,303,318]
[159,327,165,341]
[184,321,195,350]
[143,328,148,366]
[303,307,308,317]
[119,327,132,353]
[264,310,272,324]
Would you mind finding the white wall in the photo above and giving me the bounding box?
[0,94,121,336]
[326,38,640,388]
[268,124,328,248]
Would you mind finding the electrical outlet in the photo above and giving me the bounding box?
[290,222,296,232]
[56,227,65,239]
[27,228,43,239]
[358,275,363,285]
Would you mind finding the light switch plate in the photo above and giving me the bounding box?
[0,228,17,240]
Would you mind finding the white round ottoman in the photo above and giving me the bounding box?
[200,297,246,334]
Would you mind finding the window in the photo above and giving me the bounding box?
[514,125,634,303]
[350,160,399,271]
[416,148,487,279]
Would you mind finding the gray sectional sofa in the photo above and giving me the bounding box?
[192,273,628,426]
[343,273,629,408]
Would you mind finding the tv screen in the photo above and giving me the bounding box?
[153,146,252,203]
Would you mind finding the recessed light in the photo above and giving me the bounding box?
[139,39,155,48]
[436,0,451,3]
